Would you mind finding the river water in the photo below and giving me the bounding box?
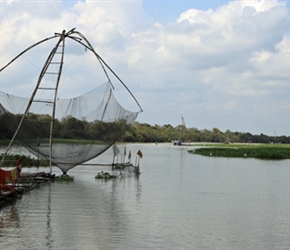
[1,143,290,249]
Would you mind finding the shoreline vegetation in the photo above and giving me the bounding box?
[188,143,290,160]
[1,143,290,167]
[1,115,290,144]
[0,154,49,167]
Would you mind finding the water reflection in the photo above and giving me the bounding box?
[45,184,52,250]
[0,200,19,233]
[2,144,290,249]
[49,183,112,248]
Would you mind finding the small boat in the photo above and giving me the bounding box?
[173,140,182,146]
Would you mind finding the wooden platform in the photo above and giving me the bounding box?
[0,172,55,208]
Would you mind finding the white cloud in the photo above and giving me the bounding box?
[1,0,290,135]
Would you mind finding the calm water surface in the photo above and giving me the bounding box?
[1,143,290,249]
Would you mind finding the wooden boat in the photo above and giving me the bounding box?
[0,171,54,207]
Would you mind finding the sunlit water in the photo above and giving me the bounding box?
[1,143,290,249]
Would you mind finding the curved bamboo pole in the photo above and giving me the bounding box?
[67,30,143,113]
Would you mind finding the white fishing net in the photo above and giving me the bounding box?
[0,82,138,173]
[0,29,141,174]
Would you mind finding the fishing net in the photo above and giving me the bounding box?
[0,29,141,174]
[0,83,137,172]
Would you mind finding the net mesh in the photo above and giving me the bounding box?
[0,81,138,173]
[0,29,141,174]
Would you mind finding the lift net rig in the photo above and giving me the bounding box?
[0,29,142,174]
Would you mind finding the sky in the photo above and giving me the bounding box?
[1,0,290,136]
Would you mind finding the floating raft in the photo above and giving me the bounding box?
[95,171,118,180]
[0,172,55,208]
[112,162,140,174]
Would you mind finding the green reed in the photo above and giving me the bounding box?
[189,144,290,160]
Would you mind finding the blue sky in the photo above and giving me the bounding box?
[143,0,230,22]
[61,0,290,22]
[62,0,233,23]
[1,0,290,136]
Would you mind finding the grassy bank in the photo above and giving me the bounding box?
[188,144,290,160]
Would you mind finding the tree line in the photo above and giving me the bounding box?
[123,122,290,144]
[1,113,289,144]
[0,113,129,143]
